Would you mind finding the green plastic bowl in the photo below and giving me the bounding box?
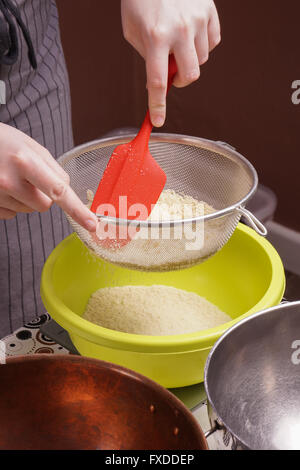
[41,224,285,388]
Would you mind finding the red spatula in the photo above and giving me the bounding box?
[91,55,178,222]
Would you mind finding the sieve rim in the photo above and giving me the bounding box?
[58,133,258,228]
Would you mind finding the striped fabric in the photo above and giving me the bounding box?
[0,0,74,337]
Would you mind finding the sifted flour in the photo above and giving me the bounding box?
[82,285,231,336]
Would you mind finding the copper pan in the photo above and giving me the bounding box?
[0,354,207,450]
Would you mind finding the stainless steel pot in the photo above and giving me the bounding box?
[204,301,300,450]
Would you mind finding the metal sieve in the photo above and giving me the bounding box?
[58,134,267,272]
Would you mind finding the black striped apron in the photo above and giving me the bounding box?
[0,0,73,337]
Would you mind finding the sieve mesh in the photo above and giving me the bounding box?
[58,134,257,271]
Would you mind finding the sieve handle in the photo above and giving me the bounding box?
[237,207,268,237]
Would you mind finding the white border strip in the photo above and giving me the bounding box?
[0,340,6,364]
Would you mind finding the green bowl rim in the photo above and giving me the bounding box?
[40,223,285,354]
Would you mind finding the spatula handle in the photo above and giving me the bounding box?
[167,54,178,92]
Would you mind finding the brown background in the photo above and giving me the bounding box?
[56,0,300,231]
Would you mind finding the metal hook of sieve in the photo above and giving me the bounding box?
[237,206,268,237]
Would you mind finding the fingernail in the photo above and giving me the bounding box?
[153,115,165,127]
[85,218,97,232]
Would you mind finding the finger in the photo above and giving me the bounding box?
[2,125,69,183]
[0,207,16,220]
[195,30,209,66]
[146,50,169,127]
[15,129,70,183]
[207,4,221,51]
[172,41,200,88]
[0,194,35,213]
[25,139,70,184]
[6,177,53,213]
[22,152,97,232]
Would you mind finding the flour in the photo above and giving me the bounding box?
[83,285,231,336]
[85,189,221,271]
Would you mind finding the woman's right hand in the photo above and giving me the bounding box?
[0,123,97,231]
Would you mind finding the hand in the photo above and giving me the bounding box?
[121,0,221,127]
[0,123,97,231]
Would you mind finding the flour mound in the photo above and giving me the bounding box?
[83,285,231,336]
